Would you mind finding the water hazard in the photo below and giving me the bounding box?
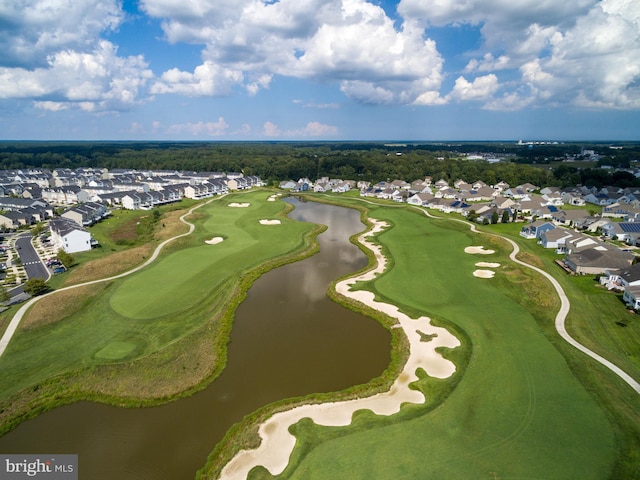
[0,198,391,479]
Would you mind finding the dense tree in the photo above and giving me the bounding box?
[0,141,637,189]
[56,249,74,269]
[0,285,10,303]
[23,278,50,296]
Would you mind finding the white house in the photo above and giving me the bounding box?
[49,217,94,253]
[623,285,640,309]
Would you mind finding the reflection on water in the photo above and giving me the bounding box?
[0,198,390,480]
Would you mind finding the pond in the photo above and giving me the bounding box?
[0,198,391,479]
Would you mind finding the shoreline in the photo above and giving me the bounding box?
[218,219,460,479]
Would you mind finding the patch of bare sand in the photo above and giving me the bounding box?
[229,203,250,207]
[205,237,224,245]
[259,219,281,225]
[219,219,460,480]
[473,269,496,278]
[475,262,500,268]
[464,245,495,255]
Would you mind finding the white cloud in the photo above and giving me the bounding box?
[263,121,281,137]
[165,118,230,136]
[296,101,340,109]
[464,54,510,73]
[447,75,500,102]
[0,0,153,112]
[1,41,153,112]
[0,0,124,68]
[144,0,444,104]
[399,0,640,109]
[151,61,244,96]
[296,121,338,137]
[262,120,337,138]
[32,101,68,112]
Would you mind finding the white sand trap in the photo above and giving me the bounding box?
[473,269,496,278]
[259,219,281,225]
[475,262,500,268]
[465,245,495,255]
[205,237,224,245]
[220,219,460,480]
[229,202,250,207]
[267,193,283,202]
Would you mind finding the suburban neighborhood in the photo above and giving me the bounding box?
[0,165,640,311]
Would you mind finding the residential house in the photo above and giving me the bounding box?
[600,262,640,291]
[550,209,591,227]
[504,187,530,199]
[0,210,34,229]
[601,222,640,244]
[539,227,574,251]
[584,192,620,206]
[390,179,410,190]
[61,202,108,226]
[49,217,95,253]
[561,191,586,206]
[623,286,640,309]
[564,248,635,275]
[518,183,539,192]
[520,220,555,239]
[407,192,435,207]
[279,180,298,190]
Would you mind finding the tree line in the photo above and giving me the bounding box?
[0,141,638,189]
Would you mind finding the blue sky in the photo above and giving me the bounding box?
[1,0,639,141]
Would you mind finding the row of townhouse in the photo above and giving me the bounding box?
[519,218,636,276]
[61,202,109,227]
[0,198,54,230]
[1,167,263,203]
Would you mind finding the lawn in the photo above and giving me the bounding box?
[244,199,619,480]
[0,190,315,404]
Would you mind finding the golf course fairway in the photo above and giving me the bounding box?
[0,191,316,402]
[225,198,618,480]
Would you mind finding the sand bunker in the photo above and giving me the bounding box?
[205,237,224,245]
[267,194,281,202]
[229,202,250,207]
[259,219,281,225]
[473,269,496,278]
[475,262,500,268]
[220,219,460,480]
[465,246,495,255]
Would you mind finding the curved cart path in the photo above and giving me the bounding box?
[416,206,640,394]
[0,197,218,358]
[502,234,640,393]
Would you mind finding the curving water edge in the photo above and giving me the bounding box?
[218,219,461,479]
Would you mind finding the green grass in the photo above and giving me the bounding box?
[243,199,619,480]
[0,190,314,402]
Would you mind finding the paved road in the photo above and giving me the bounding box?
[15,233,50,281]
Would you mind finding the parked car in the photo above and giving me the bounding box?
[53,266,66,274]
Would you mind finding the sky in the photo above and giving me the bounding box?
[0,0,639,141]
